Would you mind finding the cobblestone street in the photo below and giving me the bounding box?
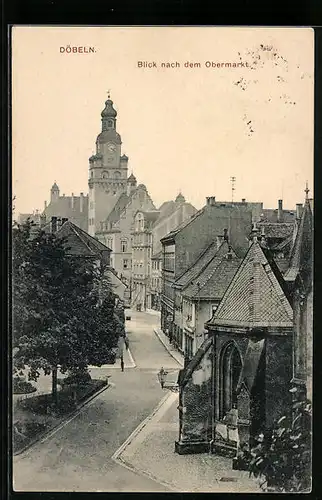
[13,310,258,492]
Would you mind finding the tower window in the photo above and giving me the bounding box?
[108,120,113,127]
[123,259,128,270]
[121,240,128,253]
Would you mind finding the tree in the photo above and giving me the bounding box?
[13,221,121,406]
[236,393,312,492]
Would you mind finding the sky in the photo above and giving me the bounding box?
[12,26,314,216]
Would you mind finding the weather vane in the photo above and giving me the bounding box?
[107,89,111,99]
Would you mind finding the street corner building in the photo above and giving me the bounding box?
[174,192,313,458]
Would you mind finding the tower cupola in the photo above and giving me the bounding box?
[50,182,60,202]
[101,92,117,131]
[175,192,186,204]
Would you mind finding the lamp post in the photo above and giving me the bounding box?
[157,367,179,392]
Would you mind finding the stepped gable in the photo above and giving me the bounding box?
[207,241,293,329]
[57,220,110,256]
[183,244,241,300]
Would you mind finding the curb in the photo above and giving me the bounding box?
[116,454,179,492]
[111,391,175,461]
[14,382,111,459]
[153,329,184,367]
[112,391,179,492]
[127,348,136,368]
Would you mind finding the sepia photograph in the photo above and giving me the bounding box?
[11,26,313,493]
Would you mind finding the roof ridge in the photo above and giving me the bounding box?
[193,242,232,290]
[209,242,293,327]
[198,248,239,291]
[175,240,218,285]
[68,223,96,254]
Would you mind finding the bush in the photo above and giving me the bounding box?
[13,376,37,394]
[236,396,312,492]
[59,368,92,388]
[18,379,107,415]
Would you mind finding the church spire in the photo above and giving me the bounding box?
[305,181,310,200]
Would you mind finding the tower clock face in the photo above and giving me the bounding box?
[107,143,116,152]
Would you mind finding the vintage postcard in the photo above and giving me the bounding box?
[12,26,313,493]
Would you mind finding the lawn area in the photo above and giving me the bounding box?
[13,378,108,454]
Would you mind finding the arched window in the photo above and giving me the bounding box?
[102,171,109,179]
[114,171,121,179]
[108,120,113,127]
[219,342,242,420]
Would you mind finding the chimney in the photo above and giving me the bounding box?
[277,199,283,222]
[226,245,233,260]
[51,216,58,233]
[71,193,74,209]
[250,222,259,244]
[62,217,68,226]
[40,214,46,227]
[206,196,216,206]
[223,228,229,241]
[296,203,303,219]
[241,198,246,203]
[260,226,267,248]
[80,192,84,213]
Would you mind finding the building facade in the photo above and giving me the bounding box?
[130,194,197,310]
[42,183,88,231]
[160,198,254,353]
[176,238,294,456]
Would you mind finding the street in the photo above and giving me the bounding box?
[13,311,181,492]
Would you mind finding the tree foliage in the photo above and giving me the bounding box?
[12,221,121,400]
[237,393,312,492]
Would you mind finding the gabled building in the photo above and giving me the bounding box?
[160,198,253,352]
[130,193,197,310]
[96,182,156,285]
[43,183,88,231]
[179,241,241,359]
[175,238,294,456]
[42,217,127,303]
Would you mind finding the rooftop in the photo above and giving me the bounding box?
[207,241,293,330]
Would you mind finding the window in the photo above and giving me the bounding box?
[123,259,128,269]
[121,239,128,253]
[108,120,113,127]
[91,171,93,178]
[90,201,94,209]
[220,343,242,419]
[107,238,113,250]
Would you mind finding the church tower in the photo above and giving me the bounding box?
[88,94,129,236]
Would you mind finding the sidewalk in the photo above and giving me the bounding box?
[153,328,184,367]
[115,391,261,493]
